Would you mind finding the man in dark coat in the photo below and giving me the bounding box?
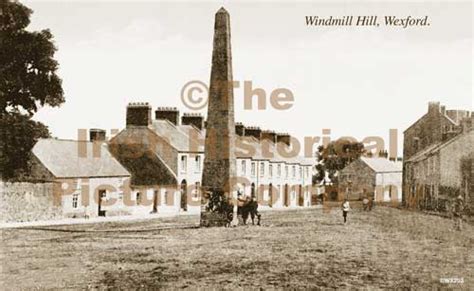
[453,195,464,231]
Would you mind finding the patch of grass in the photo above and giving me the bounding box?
[1,207,473,289]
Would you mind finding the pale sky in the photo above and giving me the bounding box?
[25,0,473,156]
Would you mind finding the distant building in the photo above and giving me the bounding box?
[339,157,402,202]
[403,102,473,211]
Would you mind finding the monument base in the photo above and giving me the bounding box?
[200,190,236,227]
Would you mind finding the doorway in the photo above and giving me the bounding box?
[299,185,304,206]
[269,183,273,207]
[98,189,106,217]
[181,180,187,211]
[152,190,159,213]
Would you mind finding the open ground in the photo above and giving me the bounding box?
[1,205,472,289]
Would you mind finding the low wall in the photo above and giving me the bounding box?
[0,182,62,223]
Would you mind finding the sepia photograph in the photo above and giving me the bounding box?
[0,0,472,289]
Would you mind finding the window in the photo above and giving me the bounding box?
[260,162,265,177]
[181,156,187,173]
[72,193,79,209]
[292,166,296,178]
[136,192,141,205]
[118,191,124,201]
[251,162,256,177]
[306,167,309,178]
[299,166,302,179]
[241,160,246,176]
[285,165,289,178]
[194,182,201,198]
[269,164,273,178]
[195,156,201,172]
[278,164,281,178]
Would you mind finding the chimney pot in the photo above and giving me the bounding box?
[126,102,152,127]
[181,113,204,130]
[261,130,277,143]
[244,126,262,140]
[155,107,180,125]
[276,133,291,147]
[89,128,106,142]
[235,122,245,136]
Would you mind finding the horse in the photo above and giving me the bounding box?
[237,197,261,225]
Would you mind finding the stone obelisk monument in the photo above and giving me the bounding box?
[200,7,237,226]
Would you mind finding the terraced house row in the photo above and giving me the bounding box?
[108,102,314,216]
[10,102,314,221]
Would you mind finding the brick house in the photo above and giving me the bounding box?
[402,102,473,212]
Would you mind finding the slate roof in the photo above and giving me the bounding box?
[32,139,130,178]
[151,120,199,152]
[360,157,402,173]
[150,120,314,165]
[405,129,473,163]
[108,126,178,186]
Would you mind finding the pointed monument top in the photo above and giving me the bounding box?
[217,7,228,14]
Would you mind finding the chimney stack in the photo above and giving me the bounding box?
[277,133,291,147]
[182,113,204,130]
[428,101,440,114]
[235,122,245,136]
[440,105,446,115]
[155,107,180,125]
[261,130,277,143]
[245,126,262,140]
[126,102,151,127]
[89,129,106,142]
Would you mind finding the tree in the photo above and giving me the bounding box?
[0,0,64,179]
[313,139,365,185]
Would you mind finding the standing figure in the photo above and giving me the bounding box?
[341,199,350,224]
[362,197,369,211]
[453,195,464,231]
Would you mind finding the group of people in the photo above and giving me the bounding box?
[340,194,466,231]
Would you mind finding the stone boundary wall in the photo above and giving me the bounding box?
[0,182,62,223]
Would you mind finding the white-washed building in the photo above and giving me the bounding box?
[29,137,131,218]
[109,103,314,215]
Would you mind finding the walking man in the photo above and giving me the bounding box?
[453,195,464,231]
[341,199,350,224]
